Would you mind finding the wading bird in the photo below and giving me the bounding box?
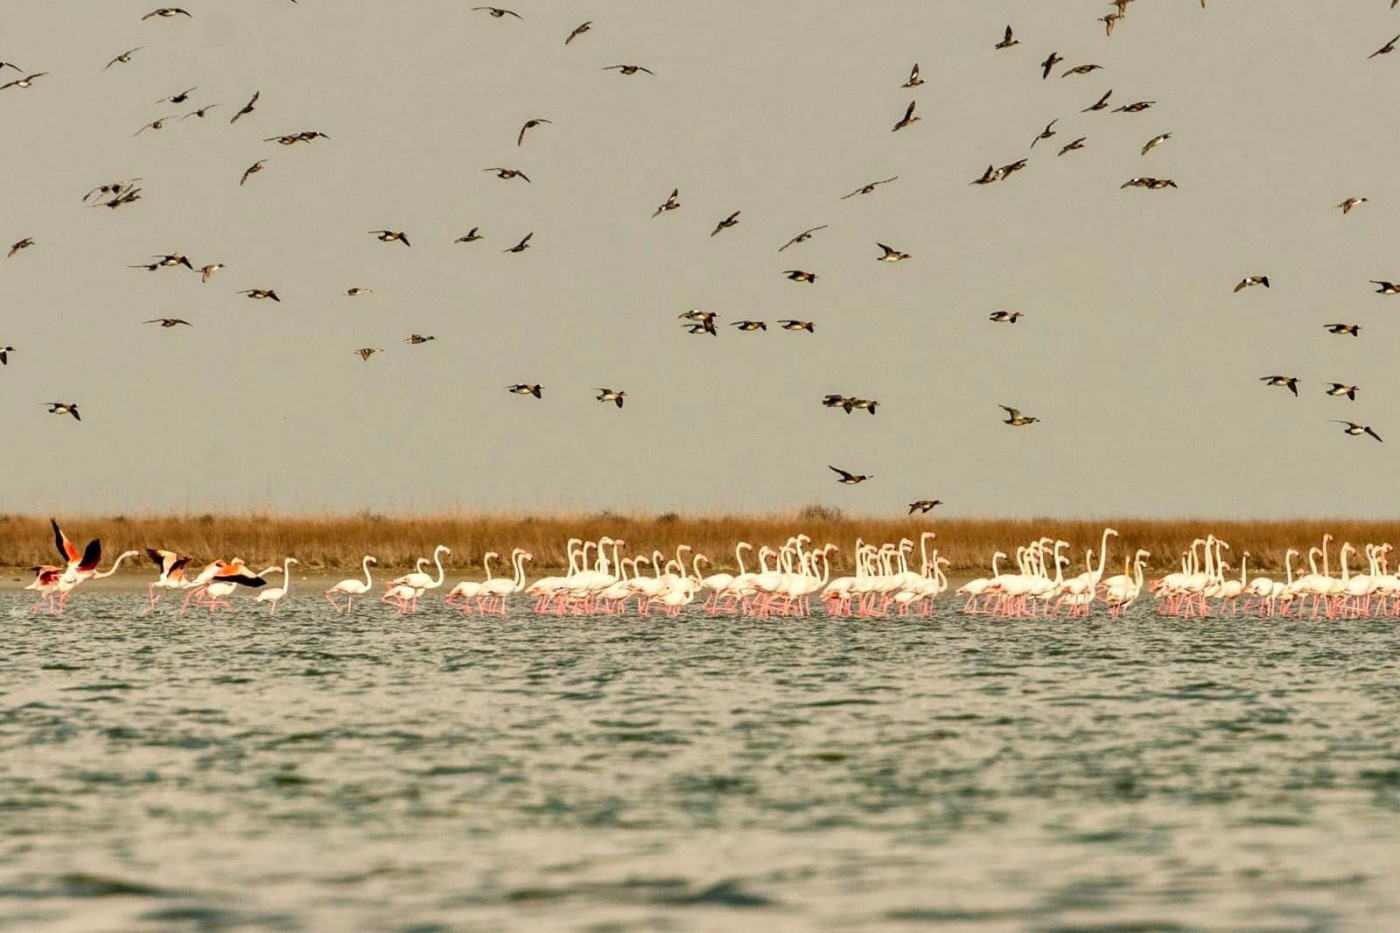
[326,556,376,613]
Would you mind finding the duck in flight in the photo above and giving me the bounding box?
[104,48,143,70]
[404,334,435,345]
[1062,63,1103,77]
[1338,197,1367,214]
[1372,280,1400,294]
[47,402,80,421]
[731,320,766,332]
[1058,137,1086,156]
[156,86,195,104]
[370,229,411,247]
[1141,133,1171,155]
[596,388,626,408]
[784,269,817,283]
[830,465,873,485]
[239,288,280,301]
[0,346,12,365]
[1326,383,1359,401]
[995,25,1019,49]
[1040,52,1063,79]
[346,287,372,296]
[565,21,591,44]
[507,383,542,398]
[455,228,482,243]
[989,311,1023,323]
[1370,34,1400,59]
[518,119,551,146]
[679,309,718,325]
[876,243,910,262]
[1031,119,1057,148]
[908,499,943,514]
[1234,275,1270,292]
[354,348,383,361]
[240,160,266,186]
[1334,421,1383,442]
[143,318,191,328]
[8,238,34,258]
[778,319,815,333]
[198,263,224,282]
[142,7,191,19]
[484,167,529,182]
[1113,101,1154,113]
[181,104,219,120]
[902,63,923,88]
[1000,405,1039,426]
[841,177,896,199]
[473,6,522,18]
[779,225,827,251]
[653,188,680,216]
[134,115,177,136]
[892,100,919,132]
[1324,323,1360,336]
[230,91,259,123]
[505,232,533,253]
[605,64,654,76]
[711,211,740,236]
[1261,375,1299,396]
[1082,90,1112,112]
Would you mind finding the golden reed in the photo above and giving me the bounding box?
[2,513,1396,577]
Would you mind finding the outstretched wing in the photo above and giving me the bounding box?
[52,518,79,563]
[78,538,102,572]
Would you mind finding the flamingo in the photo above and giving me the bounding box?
[477,549,532,614]
[180,559,270,612]
[58,549,141,611]
[389,545,450,612]
[255,558,298,615]
[446,552,497,612]
[145,548,193,611]
[325,555,376,613]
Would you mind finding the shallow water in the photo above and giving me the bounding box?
[3,593,1399,932]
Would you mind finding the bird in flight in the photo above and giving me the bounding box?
[680,309,718,324]
[1058,137,1087,156]
[142,8,191,19]
[47,402,80,421]
[404,334,435,345]
[346,287,372,296]
[230,91,259,123]
[1113,101,1154,113]
[267,131,329,145]
[134,116,176,136]
[156,86,195,104]
[0,345,13,365]
[1141,133,1171,155]
[1,71,47,90]
[505,232,533,253]
[989,311,1024,323]
[143,318,191,328]
[1325,383,1359,401]
[1121,176,1176,189]
[784,269,817,283]
[473,7,522,19]
[849,398,880,415]
[507,383,542,398]
[198,263,224,283]
[876,243,910,262]
[1062,64,1103,77]
[154,253,194,269]
[182,104,219,120]
[902,63,923,88]
[370,229,411,247]
[240,160,267,186]
[841,177,897,199]
[517,118,551,146]
[711,211,740,236]
[354,348,383,361]
[685,320,718,336]
[104,48,143,70]
[1373,280,1400,295]
[892,100,920,132]
[455,227,483,243]
[995,25,1019,49]
[1102,12,1122,36]
[653,189,681,217]
[779,225,828,251]
[830,465,873,485]
[1334,421,1383,442]
[822,394,852,411]
[908,499,943,514]
[1082,90,1113,112]
[484,167,530,182]
[565,21,591,44]
[1233,275,1270,292]
[1338,197,1367,214]
[1260,375,1299,396]
[1324,323,1360,336]
[1369,34,1400,59]
[604,64,655,76]
[596,388,626,408]
[1040,52,1063,79]
[8,238,34,258]
[731,320,767,332]
[1031,119,1057,148]
[239,288,280,301]
[778,319,815,333]
[1000,405,1039,426]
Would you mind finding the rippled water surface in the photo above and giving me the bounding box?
[4,592,1400,932]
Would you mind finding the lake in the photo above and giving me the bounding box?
[3,593,1398,931]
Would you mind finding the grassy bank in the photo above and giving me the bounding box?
[3,513,1396,577]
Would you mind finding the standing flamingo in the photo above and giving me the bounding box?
[389,545,450,612]
[325,555,377,613]
[256,558,298,615]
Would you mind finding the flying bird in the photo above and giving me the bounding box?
[156,86,195,104]
[1058,137,1086,156]
[0,346,12,365]
[181,104,219,120]
[892,100,920,132]
[404,334,435,345]
[134,115,176,135]
[604,64,655,75]
[1031,119,1057,148]
[830,465,873,485]
[1369,34,1400,58]
[1324,323,1360,336]
[455,228,483,243]
[239,288,280,301]
[989,311,1024,323]
[46,402,80,421]
[1325,383,1359,401]
[1372,280,1400,295]
[517,118,551,146]
[995,25,1019,49]
[1000,405,1039,426]
[1040,52,1063,79]
[1334,421,1383,442]
[230,91,259,123]
[1260,375,1299,396]
[505,232,533,253]
[596,388,626,408]
[1141,132,1171,155]
[1061,64,1103,77]
[565,21,591,44]
[1338,197,1367,214]
[784,269,817,283]
[369,229,411,246]
[198,263,224,282]
[473,6,522,18]
[143,318,191,328]
[908,500,943,514]
[484,167,529,182]
[653,188,680,216]
[103,48,143,70]
[354,348,383,361]
[841,177,897,199]
[876,243,910,262]
[1234,275,1270,292]
[778,319,815,332]
[711,211,741,236]
[679,309,718,324]
[779,225,828,251]
[8,238,34,257]
[346,287,372,296]
[731,320,766,332]
[1113,101,1154,113]
[902,63,923,88]
[848,398,880,415]
[1082,89,1112,112]
[1102,12,1122,36]
[507,383,542,398]
[240,160,266,185]
[142,8,191,19]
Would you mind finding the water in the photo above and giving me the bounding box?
[3,593,1399,931]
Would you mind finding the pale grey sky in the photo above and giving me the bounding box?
[3,1,1399,517]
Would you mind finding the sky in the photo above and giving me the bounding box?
[3,1,1400,518]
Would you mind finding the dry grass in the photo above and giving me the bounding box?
[3,512,1397,578]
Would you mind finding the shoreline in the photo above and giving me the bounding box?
[2,513,1396,577]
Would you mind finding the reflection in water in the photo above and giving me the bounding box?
[2,594,1399,930]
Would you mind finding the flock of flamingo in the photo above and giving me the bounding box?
[17,521,1400,621]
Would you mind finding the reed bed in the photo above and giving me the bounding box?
[3,513,1398,578]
